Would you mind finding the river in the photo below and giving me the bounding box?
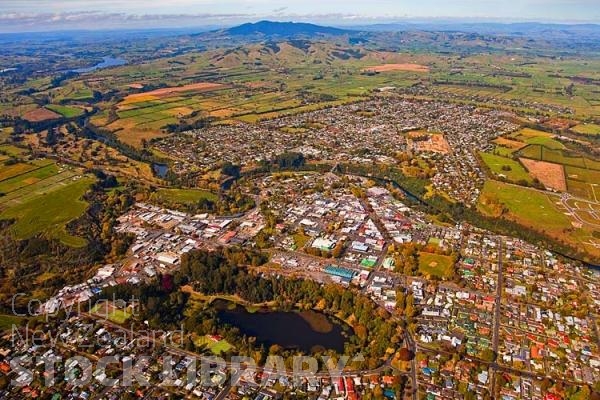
[73,56,127,73]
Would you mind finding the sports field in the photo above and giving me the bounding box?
[151,188,218,205]
[418,252,455,279]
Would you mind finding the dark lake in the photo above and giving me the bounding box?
[152,163,169,178]
[73,56,127,73]
[215,300,350,353]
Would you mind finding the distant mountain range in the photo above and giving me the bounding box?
[224,20,353,37]
[352,21,600,36]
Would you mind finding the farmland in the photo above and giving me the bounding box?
[0,154,94,247]
[510,128,565,150]
[45,104,85,118]
[362,63,430,73]
[572,123,600,136]
[479,152,533,184]
[0,175,94,247]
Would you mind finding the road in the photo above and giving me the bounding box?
[489,236,504,393]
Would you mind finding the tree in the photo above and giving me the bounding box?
[397,347,414,361]
[480,349,496,362]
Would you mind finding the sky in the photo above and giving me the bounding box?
[1,0,599,32]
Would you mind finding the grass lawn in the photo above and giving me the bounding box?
[106,309,131,324]
[418,252,455,279]
[0,314,26,331]
[194,335,233,355]
[152,188,218,205]
[0,176,94,247]
[90,303,132,324]
[45,104,84,118]
[479,152,533,183]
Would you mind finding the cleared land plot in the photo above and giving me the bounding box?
[563,198,600,226]
[418,252,455,279]
[520,158,566,191]
[22,107,61,122]
[566,179,598,202]
[0,176,94,247]
[151,188,218,205]
[363,64,429,73]
[410,132,451,154]
[479,152,533,183]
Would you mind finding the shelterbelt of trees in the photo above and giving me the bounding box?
[101,247,403,370]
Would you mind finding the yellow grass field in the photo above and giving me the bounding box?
[363,63,430,73]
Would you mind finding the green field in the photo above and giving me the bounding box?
[194,335,233,355]
[478,180,571,230]
[0,176,94,247]
[564,165,600,201]
[493,145,517,157]
[572,123,600,136]
[0,144,28,157]
[0,314,26,331]
[522,136,565,150]
[152,188,218,205]
[479,152,533,184]
[0,161,57,194]
[46,104,84,118]
[518,145,600,169]
[418,252,455,279]
[90,304,132,324]
[478,180,599,258]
